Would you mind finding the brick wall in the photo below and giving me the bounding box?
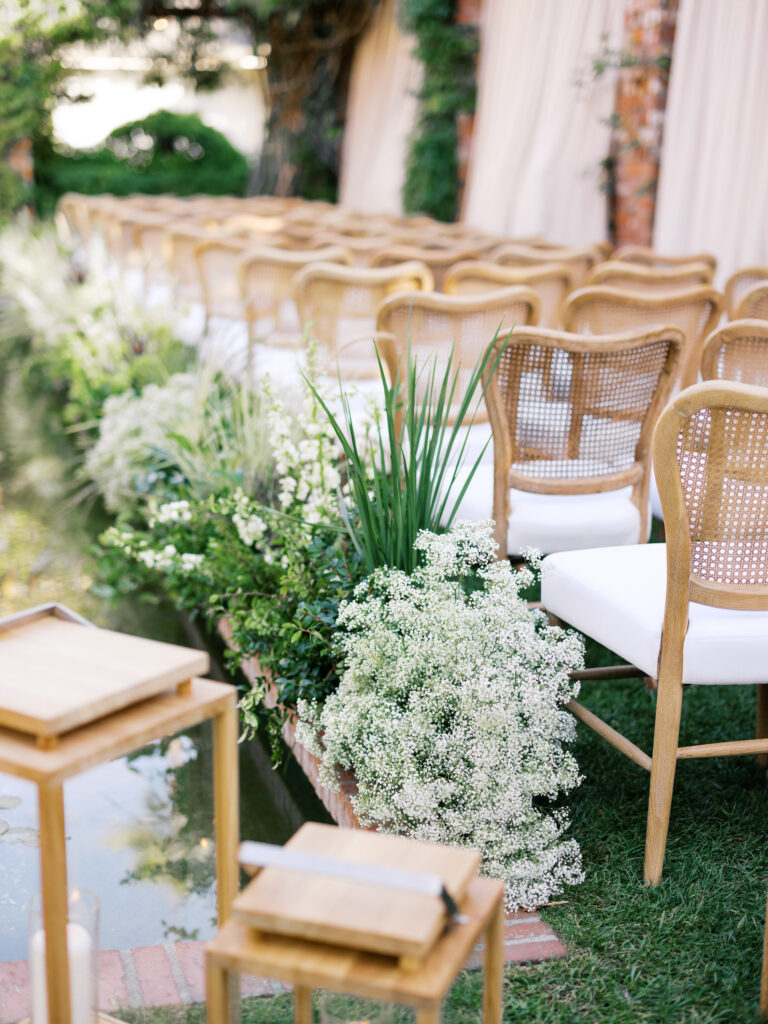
[611,0,678,247]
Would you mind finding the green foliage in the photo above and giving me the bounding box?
[311,336,503,575]
[400,0,477,221]
[34,110,249,217]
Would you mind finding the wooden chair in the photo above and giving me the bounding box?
[469,326,681,557]
[490,243,604,289]
[734,282,768,321]
[194,236,255,329]
[723,267,768,319]
[444,261,576,328]
[239,244,353,349]
[370,244,481,290]
[562,284,724,389]
[612,245,717,273]
[585,260,714,292]
[700,320,768,387]
[294,261,433,379]
[541,380,768,885]
[376,287,539,427]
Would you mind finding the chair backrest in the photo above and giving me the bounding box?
[723,266,768,319]
[194,236,253,319]
[700,320,768,387]
[585,260,714,292]
[443,260,575,329]
[562,284,724,389]
[653,381,768,612]
[484,325,682,553]
[490,243,603,288]
[376,287,540,424]
[734,282,768,321]
[370,245,481,289]
[294,261,434,355]
[239,244,353,337]
[612,245,717,273]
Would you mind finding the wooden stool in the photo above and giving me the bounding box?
[206,874,505,1024]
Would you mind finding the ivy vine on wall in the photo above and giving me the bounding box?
[399,0,477,223]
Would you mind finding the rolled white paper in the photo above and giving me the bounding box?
[30,923,93,1024]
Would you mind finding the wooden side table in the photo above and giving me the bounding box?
[0,678,239,1024]
[206,875,506,1024]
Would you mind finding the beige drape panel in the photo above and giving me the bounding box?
[654,0,768,283]
[463,0,622,244]
[339,0,421,216]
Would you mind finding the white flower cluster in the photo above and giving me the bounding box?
[85,375,197,510]
[297,520,585,910]
[101,527,207,578]
[264,343,344,532]
[230,489,268,548]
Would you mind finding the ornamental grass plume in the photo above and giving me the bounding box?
[297,520,585,910]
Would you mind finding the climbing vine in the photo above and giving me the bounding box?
[399,0,477,223]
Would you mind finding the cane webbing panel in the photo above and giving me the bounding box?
[677,403,768,588]
[495,336,673,483]
[734,283,768,321]
[701,322,768,388]
[377,290,538,424]
[240,246,351,331]
[724,267,768,318]
[563,286,723,387]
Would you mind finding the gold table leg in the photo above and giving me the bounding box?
[38,782,72,1024]
[482,894,505,1024]
[213,696,241,1023]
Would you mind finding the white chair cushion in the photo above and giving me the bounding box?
[541,543,768,685]
[446,464,644,555]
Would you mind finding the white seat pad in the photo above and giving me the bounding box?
[447,464,644,555]
[542,543,768,685]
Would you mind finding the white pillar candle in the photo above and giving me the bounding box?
[30,923,93,1024]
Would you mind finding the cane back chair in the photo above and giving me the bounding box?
[194,236,255,328]
[461,326,682,557]
[294,261,434,379]
[239,245,353,348]
[734,283,768,321]
[585,261,714,293]
[700,320,768,387]
[443,261,575,329]
[612,245,717,274]
[490,243,604,289]
[724,267,768,319]
[376,287,540,427]
[541,381,768,885]
[563,285,724,389]
[370,244,481,290]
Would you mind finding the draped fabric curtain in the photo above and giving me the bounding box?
[462,0,622,244]
[338,0,421,215]
[654,0,768,283]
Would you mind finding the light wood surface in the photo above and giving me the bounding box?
[209,876,505,1014]
[0,677,233,784]
[0,611,208,739]
[233,822,481,961]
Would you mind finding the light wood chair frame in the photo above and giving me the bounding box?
[489,242,604,287]
[443,260,576,328]
[370,244,482,289]
[550,381,768,886]
[585,260,714,291]
[724,266,768,319]
[612,245,717,272]
[700,319,768,384]
[734,282,768,321]
[483,325,683,556]
[562,284,724,389]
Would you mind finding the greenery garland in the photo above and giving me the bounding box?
[399,0,477,223]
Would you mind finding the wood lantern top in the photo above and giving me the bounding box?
[233,822,482,962]
[0,604,209,740]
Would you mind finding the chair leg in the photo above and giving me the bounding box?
[644,672,683,886]
[757,685,768,768]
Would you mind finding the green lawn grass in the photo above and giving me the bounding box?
[114,639,768,1023]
